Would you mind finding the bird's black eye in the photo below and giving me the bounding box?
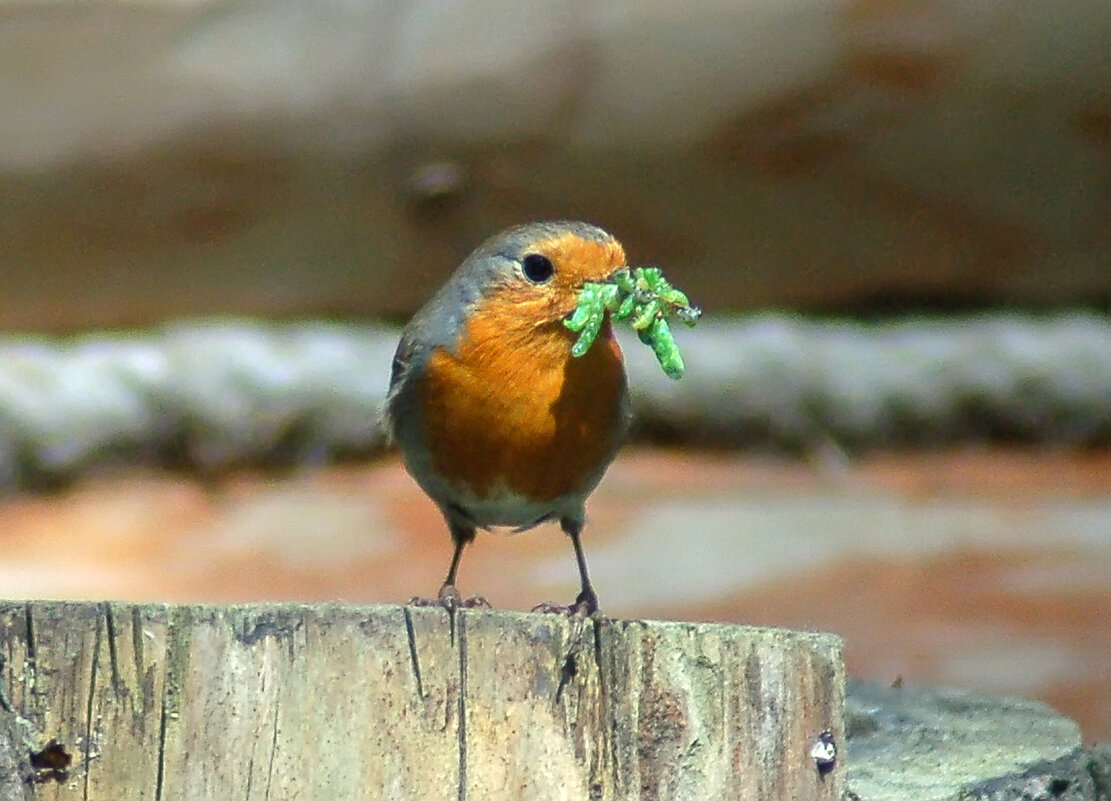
[521,253,555,283]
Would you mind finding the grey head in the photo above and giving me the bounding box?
[385,220,616,398]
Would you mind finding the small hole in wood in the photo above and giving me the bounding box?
[30,739,71,782]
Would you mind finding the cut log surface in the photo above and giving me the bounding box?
[845,681,1100,801]
[0,602,844,801]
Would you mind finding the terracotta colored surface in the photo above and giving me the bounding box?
[1,447,1108,741]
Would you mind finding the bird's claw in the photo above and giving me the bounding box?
[531,590,599,618]
[458,595,492,609]
[409,585,491,612]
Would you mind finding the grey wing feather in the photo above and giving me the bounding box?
[381,244,515,439]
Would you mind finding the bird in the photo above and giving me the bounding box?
[384,221,631,615]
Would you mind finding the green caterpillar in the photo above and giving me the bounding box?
[565,267,701,379]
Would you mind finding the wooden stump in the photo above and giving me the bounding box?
[0,602,845,800]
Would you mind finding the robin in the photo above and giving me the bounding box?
[385,221,631,614]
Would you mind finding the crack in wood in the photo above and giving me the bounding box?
[154,692,167,801]
[592,619,616,800]
[237,618,285,648]
[244,754,255,800]
[456,613,467,801]
[103,603,122,693]
[131,606,145,704]
[82,609,102,800]
[555,651,577,706]
[555,614,589,707]
[402,606,425,699]
[264,695,281,801]
[22,604,36,716]
[0,651,11,714]
[154,622,170,801]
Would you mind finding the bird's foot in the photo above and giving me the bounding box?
[531,589,599,618]
[409,584,490,612]
[458,595,492,609]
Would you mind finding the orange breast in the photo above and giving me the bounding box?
[418,290,627,504]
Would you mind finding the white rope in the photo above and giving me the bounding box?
[620,312,1111,448]
[0,313,1108,488]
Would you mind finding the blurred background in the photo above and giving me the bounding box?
[2,0,1110,741]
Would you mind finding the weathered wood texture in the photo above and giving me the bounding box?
[0,602,844,800]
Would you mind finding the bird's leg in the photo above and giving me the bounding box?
[437,534,467,607]
[412,519,489,610]
[565,518,600,615]
[533,517,600,616]
[417,539,464,608]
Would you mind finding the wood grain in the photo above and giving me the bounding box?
[0,603,844,800]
